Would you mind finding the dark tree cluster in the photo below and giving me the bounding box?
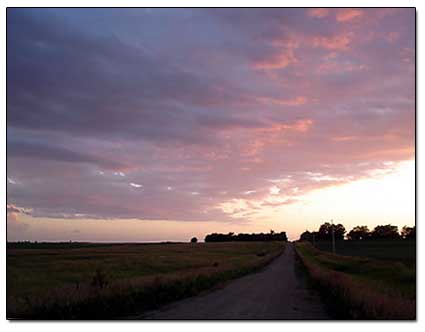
[299,222,345,242]
[299,231,316,242]
[205,230,287,242]
[401,226,416,240]
[347,224,415,240]
[299,223,416,242]
[369,225,400,240]
[346,226,370,241]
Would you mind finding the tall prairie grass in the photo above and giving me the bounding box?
[295,242,415,320]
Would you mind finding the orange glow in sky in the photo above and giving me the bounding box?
[8,160,414,242]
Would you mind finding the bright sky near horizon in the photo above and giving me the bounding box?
[7,8,415,242]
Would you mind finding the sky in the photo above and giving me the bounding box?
[7,8,415,241]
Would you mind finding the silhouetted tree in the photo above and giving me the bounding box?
[347,226,370,241]
[204,230,287,242]
[299,231,312,242]
[401,226,416,240]
[299,231,319,242]
[190,237,198,243]
[300,223,409,243]
[317,222,345,241]
[370,224,400,240]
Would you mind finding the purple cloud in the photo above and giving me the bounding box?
[7,8,415,225]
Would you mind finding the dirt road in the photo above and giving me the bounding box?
[143,243,331,319]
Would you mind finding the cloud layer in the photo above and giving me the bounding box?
[7,8,415,227]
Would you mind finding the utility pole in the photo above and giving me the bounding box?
[331,219,336,254]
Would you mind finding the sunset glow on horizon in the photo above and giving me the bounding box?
[7,8,415,242]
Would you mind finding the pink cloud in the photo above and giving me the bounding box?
[332,136,357,142]
[307,8,330,18]
[7,206,31,239]
[252,39,299,70]
[317,61,367,74]
[336,9,364,22]
[241,119,314,157]
[257,95,307,106]
[312,33,352,51]
[253,50,297,70]
[258,119,313,135]
[7,204,31,215]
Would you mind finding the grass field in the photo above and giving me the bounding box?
[295,241,415,319]
[7,241,285,319]
[313,240,416,265]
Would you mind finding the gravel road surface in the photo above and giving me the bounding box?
[143,243,330,319]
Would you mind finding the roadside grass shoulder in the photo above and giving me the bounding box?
[295,242,415,320]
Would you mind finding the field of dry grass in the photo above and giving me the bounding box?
[7,241,285,319]
[295,242,415,320]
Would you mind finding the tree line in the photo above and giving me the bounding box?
[299,222,415,242]
[205,230,288,242]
